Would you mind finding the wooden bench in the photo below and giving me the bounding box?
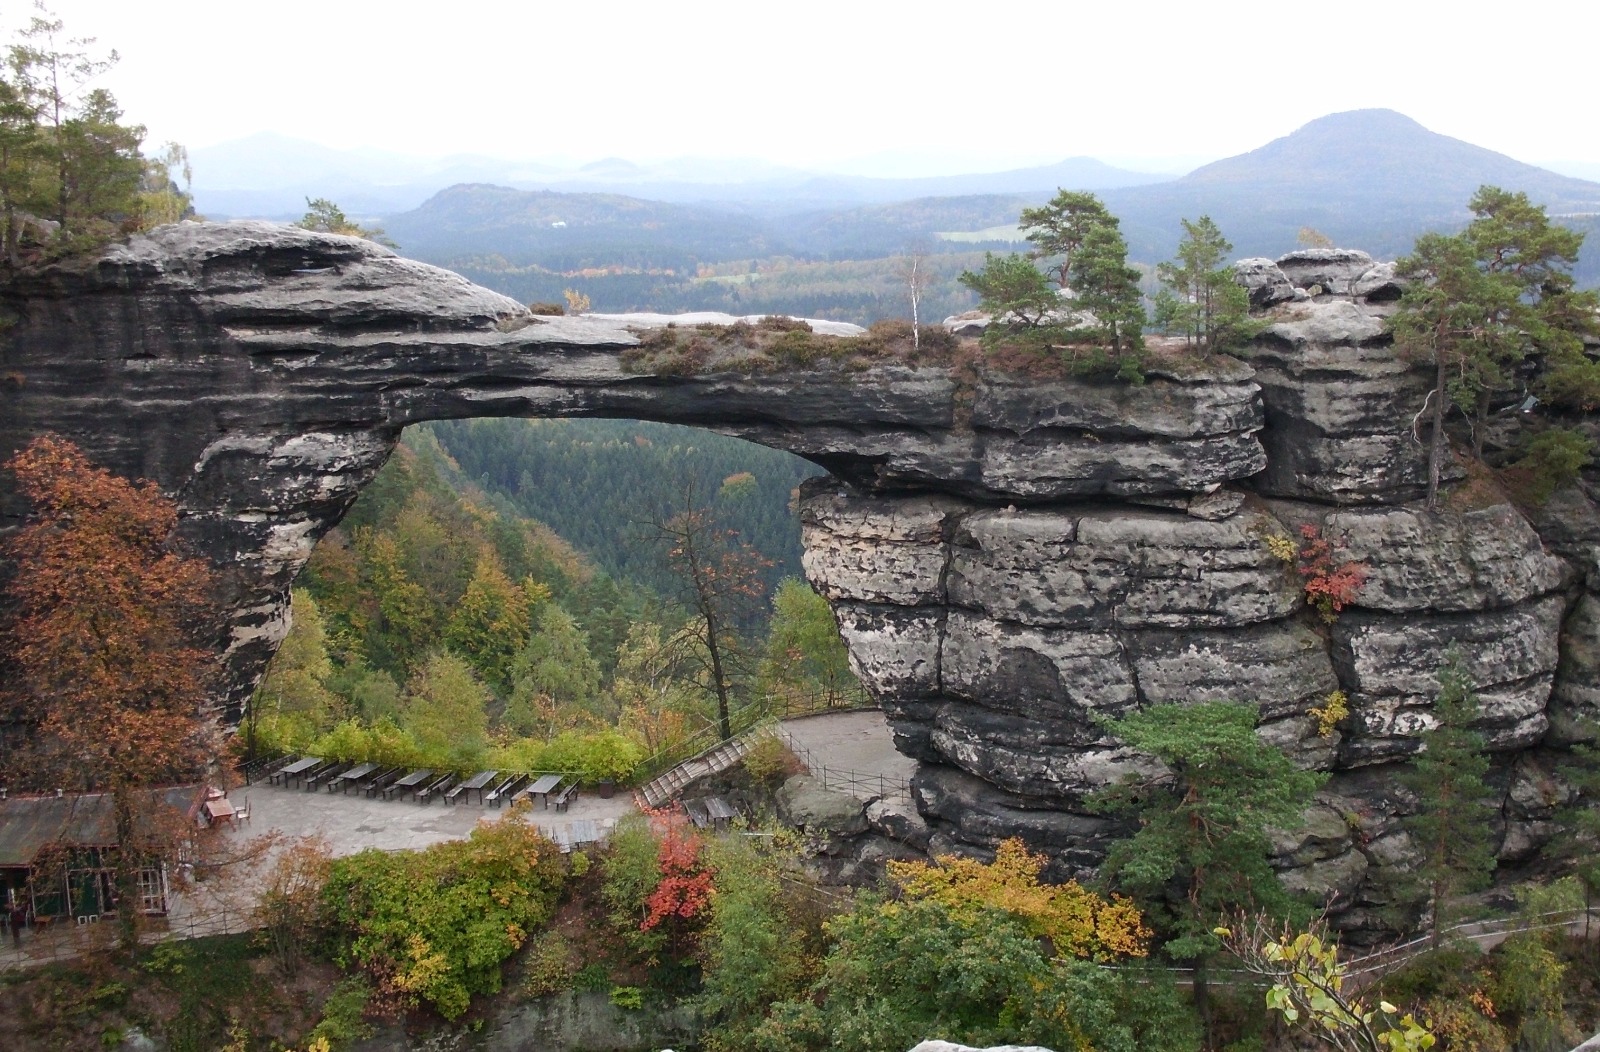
[362,766,403,797]
[552,782,578,813]
[302,761,348,792]
[415,773,456,805]
[486,773,527,808]
[383,769,432,801]
[239,754,285,784]
[703,795,739,830]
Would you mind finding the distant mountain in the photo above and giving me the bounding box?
[188,133,1168,219]
[189,132,569,219]
[1096,110,1600,273]
[777,194,1039,257]
[381,184,782,268]
[335,110,1600,298]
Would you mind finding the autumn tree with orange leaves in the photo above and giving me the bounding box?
[1,435,221,949]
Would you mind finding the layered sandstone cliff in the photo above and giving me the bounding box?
[3,229,1595,939]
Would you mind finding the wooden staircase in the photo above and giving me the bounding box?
[634,727,769,809]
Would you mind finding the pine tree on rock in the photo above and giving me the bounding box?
[957,251,1059,328]
[1092,701,1324,1039]
[1153,215,1258,353]
[1020,189,1114,289]
[1069,220,1146,359]
[1399,648,1496,948]
[1393,185,1599,506]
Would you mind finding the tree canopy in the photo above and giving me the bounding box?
[1392,185,1600,504]
[957,250,1059,328]
[1153,215,1257,353]
[0,434,220,948]
[1398,650,1495,946]
[0,7,189,265]
[1093,701,1324,1036]
[1020,189,1114,289]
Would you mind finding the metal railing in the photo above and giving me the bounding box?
[631,688,879,784]
[772,725,912,802]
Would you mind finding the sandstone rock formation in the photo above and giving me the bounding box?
[4,224,1596,940]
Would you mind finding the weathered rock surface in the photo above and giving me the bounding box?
[1324,503,1570,612]
[0,222,1263,715]
[5,223,1597,943]
[775,774,870,838]
[1249,300,1451,504]
[1275,248,1377,296]
[1234,257,1299,309]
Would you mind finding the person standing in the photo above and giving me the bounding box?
[8,901,25,948]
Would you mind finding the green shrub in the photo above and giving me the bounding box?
[1514,427,1594,503]
[609,985,644,1010]
[527,302,565,316]
[320,811,566,1019]
[599,814,668,958]
[307,977,375,1050]
[536,728,644,784]
[744,898,1197,1052]
[520,932,575,1000]
[308,716,427,768]
[767,327,829,366]
[756,315,812,333]
[742,736,796,789]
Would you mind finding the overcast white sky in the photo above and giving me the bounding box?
[12,0,1600,176]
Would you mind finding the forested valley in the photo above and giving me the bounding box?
[248,422,852,785]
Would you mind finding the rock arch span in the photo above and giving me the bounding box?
[3,223,1596,939]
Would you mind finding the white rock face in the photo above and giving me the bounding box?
[589,310,865,337]
[915,1036,1062,1042]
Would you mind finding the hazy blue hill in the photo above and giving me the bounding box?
[1098,110,1600,274]
[777,194,1041,256]
[1180,110,1600,204]
[382,184,784,268]
[358,109,1600,300]
[191,132,1167,219]
[745,156,1166,213]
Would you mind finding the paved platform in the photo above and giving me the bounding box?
[779,709,918,799]
[223,779,638,856]
[1,711,910,970]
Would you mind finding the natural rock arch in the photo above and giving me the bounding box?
[4,224,1597,940]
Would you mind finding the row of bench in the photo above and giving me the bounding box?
[249,756,580,810]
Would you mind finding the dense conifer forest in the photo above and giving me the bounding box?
[426,418,821,599]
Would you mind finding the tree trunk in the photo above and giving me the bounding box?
[1192,954,1212,1048]
[112,786,140,953]
[704,609,733,742]
[909,264,921,355]
[1473,386,1490,459]
[1427,359,1448,508]
[3,203,16,268]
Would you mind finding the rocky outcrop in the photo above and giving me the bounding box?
[0,222,1263,716]
[5,223,1596,942]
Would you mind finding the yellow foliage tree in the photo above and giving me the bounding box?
[886,838,1150,961]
